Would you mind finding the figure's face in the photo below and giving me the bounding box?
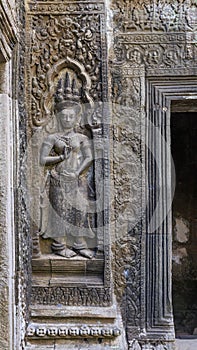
[57,108,77,129]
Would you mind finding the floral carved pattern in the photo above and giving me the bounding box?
[28,13,104,126]
[111,71,143,331]
[112,233,141,328]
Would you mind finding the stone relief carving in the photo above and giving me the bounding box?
[113,125,142,224]
[111,70,144,333]
[112,73,143,223]
[27,324,121,338]
[114,40,196,68]
[113,0,197,33]
[39,72,95,259]
[26,1,112,310]
[16,1,32,348]
[111,2,197,342]
[13,0,197,349]
[31,286,111,306]
[29,12,103,126]
[28,2,104,14]
[129,340,171,350]
[112,0,197,72]
[112,76,141,107]
[112,232,141,328]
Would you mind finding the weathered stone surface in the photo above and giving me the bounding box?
[173,247,188,265]
[26,342,123,350]
[174,218,189,243]
[0,81,15,349]
[21,0,126,349]
[176,340,197,350]
[0,1,17,61]
[110,0,197,347]
[0,93,10,350]
[0,5,18,349]
[1,0,197,349]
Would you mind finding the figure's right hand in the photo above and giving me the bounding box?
[60,154,65,161]
[64,146,70,159]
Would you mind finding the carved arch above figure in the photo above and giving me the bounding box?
[33,57,94,126]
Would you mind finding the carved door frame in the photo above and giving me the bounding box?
[144,77,197,340]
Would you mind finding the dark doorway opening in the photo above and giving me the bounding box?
[171,108,197,337]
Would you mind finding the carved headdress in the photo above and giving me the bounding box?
[54,72,82,113]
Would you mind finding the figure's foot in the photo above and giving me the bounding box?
[77,248,95,259]
[55,247,77,258]
[52,243,77,258]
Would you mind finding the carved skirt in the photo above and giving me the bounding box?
[42,171,95,239]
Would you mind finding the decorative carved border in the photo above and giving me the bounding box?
[111,62,146,337]
[27,324,121,338]
[27,1,104,14]
[31,286,112,306]
[114,32,197,72]
[117,33,195,44]
[16,0,32,347]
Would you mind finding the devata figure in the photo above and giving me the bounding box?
[40,73,95,259]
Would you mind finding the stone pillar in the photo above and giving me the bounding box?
[0,59,15,350]
[0,1,17,349]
